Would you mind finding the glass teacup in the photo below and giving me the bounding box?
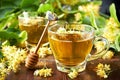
[18,12,48,45]
[48,21,109,73]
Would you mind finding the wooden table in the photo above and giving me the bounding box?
[6,56,120,80]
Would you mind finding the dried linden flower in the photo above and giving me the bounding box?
[34,68,52,77]
[74,13,82,21]
[1,46,27,73]
[38,47,52,58]
[30,46,52,58]
[0,62,8,80]
[0,48,27,80]
[96,63,111,78]
[102,51,114,60]
[95,41,105,51]
[68,69,78,79]
[97,69,108,78]
[57,27,66,33]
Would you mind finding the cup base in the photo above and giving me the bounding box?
[55,60,87,73]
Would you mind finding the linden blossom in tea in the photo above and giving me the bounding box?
[18,12,48,45]
[48,22,109,73]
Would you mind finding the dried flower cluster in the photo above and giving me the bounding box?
[0,46,27,80]
[102,51,114,60]
[103,18,120,43]
[96,63,111,78]
[30,44,52,58]
[68,69,78,79]
[34,68,52,77]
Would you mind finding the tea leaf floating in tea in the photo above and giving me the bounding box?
[25,11,58,69]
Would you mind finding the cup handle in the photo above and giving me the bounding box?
[87,36,110,61]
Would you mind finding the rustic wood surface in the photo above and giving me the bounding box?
[6,56,120,80]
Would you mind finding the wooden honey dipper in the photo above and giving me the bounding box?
[25,11,58,69]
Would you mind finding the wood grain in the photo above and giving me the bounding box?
[6,56,120,80]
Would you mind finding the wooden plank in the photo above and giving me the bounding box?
[6,56,120,80]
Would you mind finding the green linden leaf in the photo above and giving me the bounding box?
[0,13,17,30]
[0,30,27,46]
[110,3,120,26]
[82,16,91,25]
[0,51,4,59]
[2,40,10,46]
[0,0,20,19]
[6,27,20,34]
[0,8,14,19]
[0,20,7,30]
[115,34,120,52]
[18,31,27,43]
[96,16,106,28]
[0,30,19,40]
[37,3,54,14]
[20,0,37,8]
[20,0,39,11]
[90,11,99,30]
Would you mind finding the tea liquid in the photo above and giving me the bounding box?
[49,33,93,66]
[19,18,48,44]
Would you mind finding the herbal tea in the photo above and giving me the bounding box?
[19,17,48,44]
[49,32,93,66]
[48,23,109,73]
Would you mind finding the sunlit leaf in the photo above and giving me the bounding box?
[0,14,17,30]
[20,0,39,11]
[115,34,120,51]
[0,8,14,19]
[110,3,120,26]
[0,30,27,45]
[96,16,106,28]
[0,20,7,30]
[18,31,27,43]
[0,30,19,40]
[37,3,54,14]
[90,11,98,30]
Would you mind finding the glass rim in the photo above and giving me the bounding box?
[48,23,95,41]
[18,12,48,21]
[48,23,95,34]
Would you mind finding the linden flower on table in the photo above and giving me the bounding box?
[38,47,52,58]
[68,70,78,79]
[34,68,52,77]
[94,41,105,52]
[96,63,111,78]
[97,69,108,78]
[102,51,114,60]
[68,68,79,79]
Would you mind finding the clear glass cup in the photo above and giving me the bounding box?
[18,12,48,45]
[48,21,109,73]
